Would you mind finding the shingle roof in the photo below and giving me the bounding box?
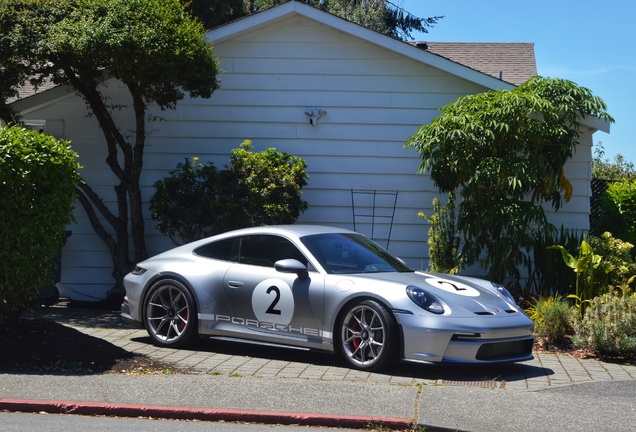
[410,42,537,86]
[8,79,59,104]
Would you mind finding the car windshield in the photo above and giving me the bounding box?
[300,233,413,274]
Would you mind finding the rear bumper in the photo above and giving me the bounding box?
[121,302,144,329]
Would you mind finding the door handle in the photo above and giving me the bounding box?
[227,280,244,289]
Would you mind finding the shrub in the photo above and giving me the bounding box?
[525,224,582,297]
[0,126,80,324]
[596,179,636,245]
[573,287,636,357]
[420,192,459,274]
[150,140,308,245]
[149,157,232,245]
[589,232,636,294]
[227,140,308,227]
[526,295,574,342]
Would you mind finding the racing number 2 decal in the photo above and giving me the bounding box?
[252,278,294,325]
[265,286,282,315]
[424,277,480,297]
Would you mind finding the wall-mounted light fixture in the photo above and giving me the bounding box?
[305,109,326,126]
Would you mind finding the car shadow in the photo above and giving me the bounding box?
[131,334,552,384]
[34,306,552,384]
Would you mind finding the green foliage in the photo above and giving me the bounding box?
[241,0,442,40]
[228,141,309,227]
[526,295,574,342]
[0,126,81,323]
[549,239,602,317]
[596,179,636,245]
[1,0,220,293]
[420,192,459,274]
[405,76,614,288]
[592,142,636,181]
[525,225,582,297]
[150,157,228,245]
[573,287,636,356]
[185,0,245,30]
[150,141,308,245]
[589,232,636,294]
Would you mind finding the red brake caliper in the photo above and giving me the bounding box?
[351,320,360,350]
[179,310,188,331]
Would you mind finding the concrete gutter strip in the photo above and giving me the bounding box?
[0,399,415,430]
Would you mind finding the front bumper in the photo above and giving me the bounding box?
[397,312,534,364]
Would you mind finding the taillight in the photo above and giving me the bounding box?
[131,266,147,275]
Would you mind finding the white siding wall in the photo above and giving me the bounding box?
[22,14,596,299]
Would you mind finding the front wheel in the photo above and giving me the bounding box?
[337,299,398,371]
[143,279,197,348]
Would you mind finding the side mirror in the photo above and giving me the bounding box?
[275,259,309,280]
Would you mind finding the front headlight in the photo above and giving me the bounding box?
[492,283,516,305]
[406,286,445,314]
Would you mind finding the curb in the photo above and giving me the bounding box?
[0,399,414,429]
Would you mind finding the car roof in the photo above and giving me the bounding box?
[215,224,357,239]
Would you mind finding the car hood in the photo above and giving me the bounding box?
[347,271,518,316]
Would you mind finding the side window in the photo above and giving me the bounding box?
[194,237,240,262]
[239,235,308,268]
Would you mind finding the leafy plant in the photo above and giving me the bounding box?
[549,240,602,317]
[150,141,309,245]
[526,295,574,342]
[227,140,309,228]
[596,179,636,246]
[1,0,220,295]
[592,142,636,181]
[420,192,459,274]
[525,224,583,297]
[150,157,231,245]
[589,232,636,294]
[405,76,613,289]
[0,126,81,324]
[573,286,636,357]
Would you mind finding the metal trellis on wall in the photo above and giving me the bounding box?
[351,190,398,250]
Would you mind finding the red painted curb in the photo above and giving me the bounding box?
[0,399,413,429]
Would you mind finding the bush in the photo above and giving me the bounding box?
[150,140,308,245]
[228,140,308,227]
[596,179,636,245]
[420,192,459,274]
[589,232,636,294]
[526,295,574,342]
[573,287,636,356]
[525,224,583,297]
[0,126,80,324]
[149,157,233,245]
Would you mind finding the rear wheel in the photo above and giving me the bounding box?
[337,299,398,371]
[143,279,197,348]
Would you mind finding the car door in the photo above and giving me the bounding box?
[222,234,325,342]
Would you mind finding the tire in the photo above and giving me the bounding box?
[143,279,197,348]
[337,299,398,371]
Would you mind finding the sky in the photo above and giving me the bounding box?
[401,0,636,164]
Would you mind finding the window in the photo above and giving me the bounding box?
[194,237,240,262]
[194,235,309,269]
[239,235,308,268]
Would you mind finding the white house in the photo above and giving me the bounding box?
[10,1,609,301]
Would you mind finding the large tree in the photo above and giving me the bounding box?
[187,0,441,40]
[1,0,219,298]
[406,77,614,288]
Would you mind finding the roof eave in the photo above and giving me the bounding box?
[206,0,516,92]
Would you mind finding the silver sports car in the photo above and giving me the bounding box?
[121,225,534,371]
